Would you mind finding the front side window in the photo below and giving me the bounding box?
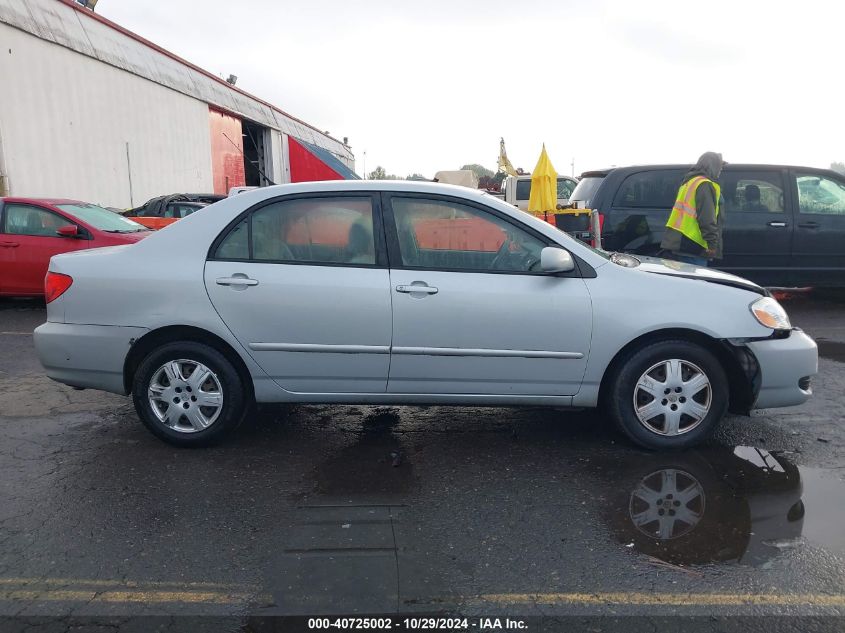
[390,197,546,273]
[213,197,376,265]
[3,204,71,237]
[613,170,685,208]
[721,172,785,213]
[796,174,845,215]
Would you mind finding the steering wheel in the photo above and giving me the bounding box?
[491,235,541,272]
[489,235,514,270]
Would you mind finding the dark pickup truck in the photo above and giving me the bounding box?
[570,164,845,287]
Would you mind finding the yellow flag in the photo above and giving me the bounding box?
[497,137,518,176]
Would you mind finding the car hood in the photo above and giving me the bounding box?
[633,255,767,295]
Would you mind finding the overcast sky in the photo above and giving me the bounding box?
[99,0,843,179]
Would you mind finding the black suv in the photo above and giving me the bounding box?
[570,164,845,287]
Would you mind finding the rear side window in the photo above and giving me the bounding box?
[515,179,531,201]
[721,171,785,213]
[212,197,377,266]
[613,170,684,208]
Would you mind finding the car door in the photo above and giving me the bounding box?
[0,203,87,295]
[383,193,593,396]
[717,169,794,287]
[204,193,393,393]
[789,169,845,286]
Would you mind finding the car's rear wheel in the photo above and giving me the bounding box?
[607,340,728,450]
[132,341,247,446]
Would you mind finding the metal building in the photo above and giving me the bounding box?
[0,0,357,207]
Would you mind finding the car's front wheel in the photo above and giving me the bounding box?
[132,341,247,446]
[606,340,729,450]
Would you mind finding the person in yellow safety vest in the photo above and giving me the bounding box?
[660,152,727,267]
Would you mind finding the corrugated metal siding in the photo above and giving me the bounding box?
[0,21,214,207]
[0,0,354,167]
[208,108,246,195]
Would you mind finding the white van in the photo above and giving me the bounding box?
[502,174,579,211]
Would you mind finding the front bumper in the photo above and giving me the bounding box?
[33,322,148,395]
[747,329,817,409]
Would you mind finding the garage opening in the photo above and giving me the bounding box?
[242,119,273,186]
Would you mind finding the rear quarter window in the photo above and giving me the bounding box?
[612,170,685,208]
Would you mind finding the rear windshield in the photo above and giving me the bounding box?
[570,176,605,206]
[57,203,148,233]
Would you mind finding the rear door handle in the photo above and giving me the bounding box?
[216,276,259,286]
[766,221,787,228]
[0,241,20,248]
[798,221,820,229]
[396,284,438,295]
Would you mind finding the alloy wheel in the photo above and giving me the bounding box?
[632,358,712,436]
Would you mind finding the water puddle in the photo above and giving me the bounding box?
[604,446,845,566]
[314,408,415,499]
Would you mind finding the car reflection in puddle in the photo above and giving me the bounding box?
[605,446,805,566]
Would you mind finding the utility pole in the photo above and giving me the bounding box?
[571,157,575,177]
[362,150,367,179]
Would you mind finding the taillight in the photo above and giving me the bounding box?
[45,272,73,303]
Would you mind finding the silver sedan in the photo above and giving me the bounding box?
[34,181,817,449]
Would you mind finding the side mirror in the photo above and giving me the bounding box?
[540,247,575,273]
[56,225,79,238]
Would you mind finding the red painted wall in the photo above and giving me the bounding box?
[288,137,343,182]
[208,108,245,194]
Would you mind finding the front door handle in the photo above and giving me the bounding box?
[396,284,438,295]
[767,221,787,228]
[216,276,259,287]
[0,241,20,248]
[798,221,820,229]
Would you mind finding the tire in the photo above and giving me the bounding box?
[132,341,248,447]
[606,339,728,450]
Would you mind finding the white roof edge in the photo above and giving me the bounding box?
[0,0,352,160]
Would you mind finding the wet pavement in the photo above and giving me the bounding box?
[1,295,845,629]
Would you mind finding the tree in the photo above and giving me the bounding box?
[460,163,494,180]
[831,162,845,176]
[368,166,387,180]
[367,166,400,180]
[478,171,507,191]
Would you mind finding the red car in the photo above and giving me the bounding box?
[0,198,151,297]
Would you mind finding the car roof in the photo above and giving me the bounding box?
[229,179,497,199]
[0,197,88,206]
[579,164,840,178]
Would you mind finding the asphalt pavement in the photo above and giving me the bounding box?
[1,294,844,631]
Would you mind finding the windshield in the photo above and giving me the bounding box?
[570,176,605,206]
[57,203,148,232]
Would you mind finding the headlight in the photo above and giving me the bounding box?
[750,296,791,330]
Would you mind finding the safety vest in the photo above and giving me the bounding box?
[665,176,721,249]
